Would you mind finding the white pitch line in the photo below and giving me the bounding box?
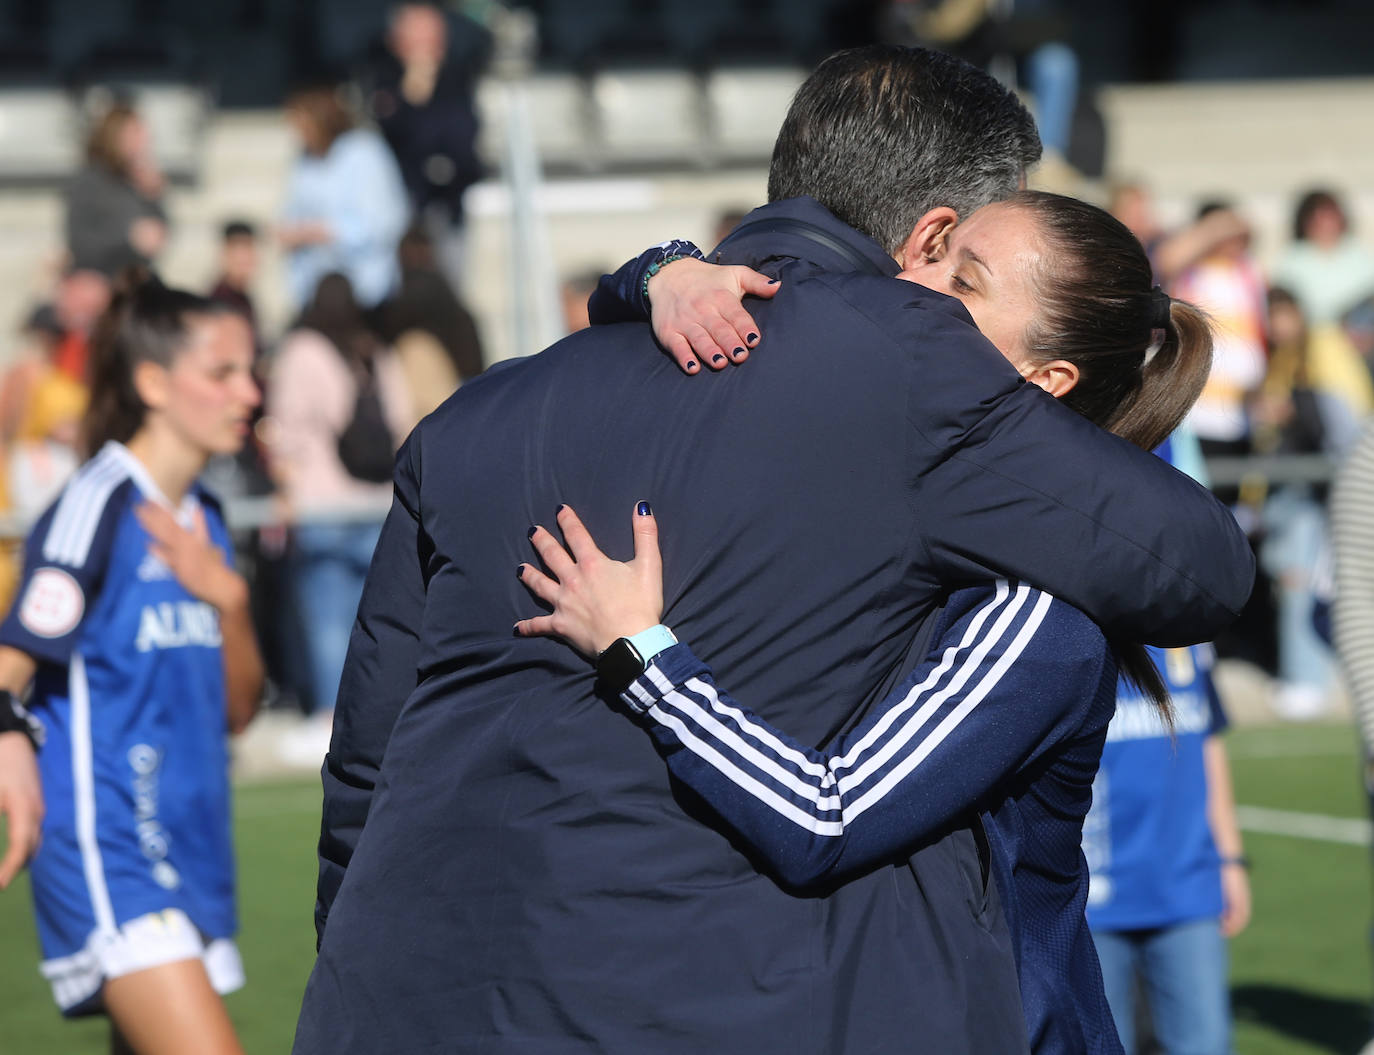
[1237,805,1371,847]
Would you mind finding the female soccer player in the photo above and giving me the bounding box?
[515,191,1214,1054]
[0,276,263,1054]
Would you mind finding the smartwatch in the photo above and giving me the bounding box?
[596,625,677,692]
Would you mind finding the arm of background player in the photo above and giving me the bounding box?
[619,581,1111,889]
[314,436,428,945]
[0,644,40,889]
[219,595,264,735]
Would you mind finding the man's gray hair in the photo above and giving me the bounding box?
[768,46,1042,255]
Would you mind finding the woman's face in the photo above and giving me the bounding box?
[116,115,151,164]
[898,202,1043,373]
[158,313,260,457]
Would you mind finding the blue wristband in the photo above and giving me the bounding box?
[628,624,677,665]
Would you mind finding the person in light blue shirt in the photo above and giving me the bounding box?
[280,86,410,310]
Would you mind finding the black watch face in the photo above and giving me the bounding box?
[597,639,645,691]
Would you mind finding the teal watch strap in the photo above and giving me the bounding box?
[627,624,677,666]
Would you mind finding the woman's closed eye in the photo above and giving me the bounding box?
[950,273,976,294]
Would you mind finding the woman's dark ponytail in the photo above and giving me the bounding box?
[80,270,227,457]
[1105,299,1213,455]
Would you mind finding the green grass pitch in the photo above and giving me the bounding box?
[0,724,1369,1052]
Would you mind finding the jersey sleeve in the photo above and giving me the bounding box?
[0,483,123,666]
[315,434,428,945]
[586,239,705,326]
[619,581,1114,889]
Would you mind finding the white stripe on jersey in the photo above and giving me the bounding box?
[42,447,128,567]
[647,582,1047,828]
[70,652,117,935]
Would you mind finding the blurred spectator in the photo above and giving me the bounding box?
[1273,189,1374,327]
[1330,419,1374,1055]
[1171,201,1268,466]
[1261,288,1369,458]
[365,2,491,290]
[559,267,604,335]
[882,0,1080,182]
[266,274,414,759]
[1253,289,1339,719]
[208,219,262,344]
[280,85,410,311]
[51,268,112,385]
[1109,182,1253,288]
[376,224,485,388]
[0,308,88,608]
[65,102,167,275]
[712,208,750,252]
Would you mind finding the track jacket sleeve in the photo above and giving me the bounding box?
[586,239,705,325]
[620,580,1114,889]
[315,435,428,944]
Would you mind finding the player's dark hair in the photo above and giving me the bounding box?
[82,269,233,456]
[768,45,1041,255]
[1010,190,1215,723]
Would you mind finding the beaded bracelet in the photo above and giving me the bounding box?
[642,255,686,305]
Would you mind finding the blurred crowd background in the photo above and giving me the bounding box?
[2,0,1374,1048]
[1,0,1370,753]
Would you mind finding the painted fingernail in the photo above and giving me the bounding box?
[712,354,726,364]
[512,623,522,636]
[746,332,758,344]
[767,278,778,285]
[636,501,652,516]
[556,504,566,514]
[527,525,537,539]
[686,360,699,373]
[515,564,524,578]
[732,347,745,358]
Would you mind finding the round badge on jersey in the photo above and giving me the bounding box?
[19,567,85,639]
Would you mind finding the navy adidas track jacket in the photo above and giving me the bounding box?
[294,197,1252,1054]
[622,581,1123,1053]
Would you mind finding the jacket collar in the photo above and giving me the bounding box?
[711,197,900,278]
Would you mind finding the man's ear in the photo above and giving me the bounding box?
[132,360,169,412]
[1021,359,1080,399]
[897,207,959,271]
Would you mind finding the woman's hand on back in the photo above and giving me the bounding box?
[648,258,780,375]
[516,504,664,657]
[136,503,248,615]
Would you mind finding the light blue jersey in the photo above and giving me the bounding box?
[0,442,238,1013]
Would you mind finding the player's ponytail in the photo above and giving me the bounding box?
[81,269,228,457]
[1109,300,1213,454]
